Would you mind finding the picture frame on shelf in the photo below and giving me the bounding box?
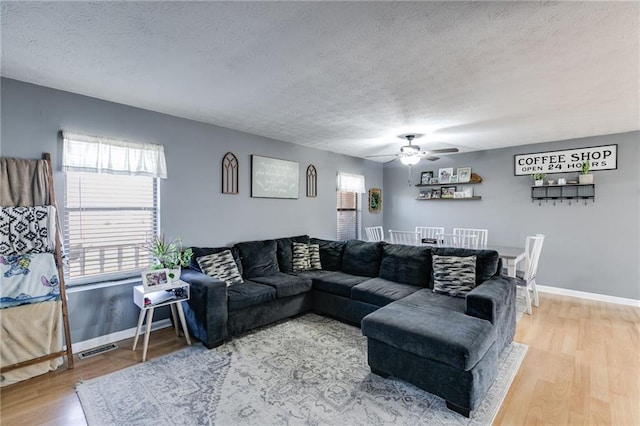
[431,188,441,199]
[424,190,432,199]
[450,175,458,183]
[430,177,439,184]
[142,269,173,291]
[441,186,456,198]
[438,168,454,184]
[420,171,434,185]
[457,167,471,183]
[453,191,465,199]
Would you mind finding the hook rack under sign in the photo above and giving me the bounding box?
[531,183,595,206]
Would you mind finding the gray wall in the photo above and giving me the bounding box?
[1,78,383,342]
[383,131,640,300]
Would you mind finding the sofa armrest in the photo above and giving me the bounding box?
[181,269,228,348]
[465,275,516,324]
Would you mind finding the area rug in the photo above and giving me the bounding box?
[76,314,527,425]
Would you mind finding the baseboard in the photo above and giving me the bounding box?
[70,319,173,353]
[537,285,640,307]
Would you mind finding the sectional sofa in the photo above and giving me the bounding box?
[180,235,516,417]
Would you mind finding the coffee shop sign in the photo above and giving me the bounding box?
[514,144,617,176]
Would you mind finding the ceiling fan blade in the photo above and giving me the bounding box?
[366,153,400,158]
[426,148,459,154]
[425,156,440,161]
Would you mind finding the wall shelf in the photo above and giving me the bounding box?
[416,196,482,201]
[531,183,595,206]
[415,181,481,187]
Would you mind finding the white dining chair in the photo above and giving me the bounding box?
[389,230,421,245]
[452,228,488,248]
[365,226,384,242]
[415,226,445,243]
[436,233,478,249]
[515,234,545,315]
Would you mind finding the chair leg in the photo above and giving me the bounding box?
[523,285,532,315]
[531,279,539,307]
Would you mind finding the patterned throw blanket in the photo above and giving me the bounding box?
[0,253,60,308]
[0,206,57,255]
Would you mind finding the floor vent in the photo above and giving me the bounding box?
[78,343,119,360]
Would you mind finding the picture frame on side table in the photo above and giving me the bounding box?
[438,168,454,184]
[420,171,434,185]
[457,167,472,183]
[142,269,173,291]
[441,186,456,198]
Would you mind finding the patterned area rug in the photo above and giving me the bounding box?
[76,314,527,425]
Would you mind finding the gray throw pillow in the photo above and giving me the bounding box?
[309,244,322,270]
[432,254,477,297]
[197,250,244,286]
[292,242,311,272]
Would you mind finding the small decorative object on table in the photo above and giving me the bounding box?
[145,234,193,282]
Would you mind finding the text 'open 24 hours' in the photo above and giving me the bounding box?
[514,144,617,176]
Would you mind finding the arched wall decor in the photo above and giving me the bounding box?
[222,152,239,194]
[306,164,317,197]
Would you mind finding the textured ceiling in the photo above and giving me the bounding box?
[1,2,638,161]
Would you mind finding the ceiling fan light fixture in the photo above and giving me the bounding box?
[400,155,421,166]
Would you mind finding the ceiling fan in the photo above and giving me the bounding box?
[366,134,459,165]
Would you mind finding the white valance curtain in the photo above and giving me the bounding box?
[62,131,167,178]
[336,172,366,193]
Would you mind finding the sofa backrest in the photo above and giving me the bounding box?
[189,246,243,276]
[274,235,311,273]
[310,238,347,271]
[379,243,432,287]
[430,247,500,286]
[341,240,383,277]
[234,239,280,278]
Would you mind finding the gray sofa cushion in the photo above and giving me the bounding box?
[361,297,496,371]
[310,238,346,271]
[227,281,276,312]
[341,240,383,277]
[351,277,422,307]
[431,248,499,286]
[250,272,313,298]
[235,239,279,278]
[189,246,243,276]
[379,243,432,287]
[312,271,370,297]
[401,288,466,313]
[275,235,310,273]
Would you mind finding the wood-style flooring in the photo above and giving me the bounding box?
[1,293,639,425]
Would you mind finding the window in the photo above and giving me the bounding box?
[62,131,167,284]
[337,191,359,240]
[64,172,159,284]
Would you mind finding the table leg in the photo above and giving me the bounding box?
[132,308,146,351]
[170,304,179,336]
[176,302,191,346]
[142,307,155,362]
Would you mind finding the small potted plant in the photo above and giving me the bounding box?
[145,234,193,281]
[578,161,593,184]
[531,172,546,186]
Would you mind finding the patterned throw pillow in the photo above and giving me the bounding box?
[292,242,310,272]
[308,244,322,270]
[432,255,477,297]
[197,250,244,286]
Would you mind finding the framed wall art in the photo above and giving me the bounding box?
[368,188,382,213]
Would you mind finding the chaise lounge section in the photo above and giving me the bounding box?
[179,235,516,417]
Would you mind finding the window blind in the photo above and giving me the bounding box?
[337,191,359,240]
[64,172,158,284]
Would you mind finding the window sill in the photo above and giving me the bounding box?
[66,277,142,294]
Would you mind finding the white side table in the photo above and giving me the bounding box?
[132,281,191,361]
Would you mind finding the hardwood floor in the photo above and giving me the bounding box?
[1,293,639,425]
